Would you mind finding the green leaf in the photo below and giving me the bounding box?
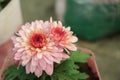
[51,60,89,80]
[70,50,91,63]
[77,73,89,79]
[4,65,51,80]
[0,0,4,3]
[0,7,2,11]
[51,50,90,80]
[4,65,37,80]
[4,66,19,80]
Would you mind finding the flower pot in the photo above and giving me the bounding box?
[0,0,22,45]
[80,48,101,80]
[0,40,20,80]
[0,39,101,80]
[0,40,15,80]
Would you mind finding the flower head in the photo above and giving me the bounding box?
[12,19,78,77]
[50,20,78,51]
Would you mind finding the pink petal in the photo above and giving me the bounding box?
[69,36,78,43]
[45,64,53,76]
[53,21,57,27]
[66,27,71,31]
[26,63,30,74]
[61,53,69,60]
[14,52,23,60]
[51,53,62,58]
[17,48,25,53]
[11,36,17,43]
[53,47,63,52]
[43,21,51,32]
[43,52,54,64]
[21,55,31,66]
[39,58,46,70]
[50,53,64,63]
[14,43,21,47]
[30,57,37,73]
[37,53,43,59]
[16,37,22,42]
[35,65,42,77]
[58,21,62,26]
[52,57,61,63]
[19,30,26,37]
[44,57,53,64]
[66,44,77,51]
[14,50,25,60]
[36,21,42,29]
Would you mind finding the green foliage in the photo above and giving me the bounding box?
[0,0,4,3]
[4,50,91,80]
[51,50,91,80]
[0,0,4,11]
[0,7,2,11]
[65,0,120,40]
[70,50,91,63]
[4,65,37,80]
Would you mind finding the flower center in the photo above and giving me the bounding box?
[52,27,66,41]
[54,27,66,36]
[30,33,46,48]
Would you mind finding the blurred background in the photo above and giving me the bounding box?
[20,0,120,80]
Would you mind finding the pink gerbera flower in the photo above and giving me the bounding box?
[50,20,78,51]
[12,20,69,77]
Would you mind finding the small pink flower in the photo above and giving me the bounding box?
[12,20,69,77]
[50,21,78,51]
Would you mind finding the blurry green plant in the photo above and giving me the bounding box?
[0,0,10,11]
[64,0,120,41]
